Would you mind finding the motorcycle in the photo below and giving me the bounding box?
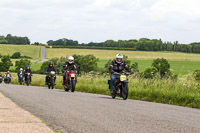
[63,70,77,92]
[4,74,11,84]
[108,72,129,100]
[25,73,31,86]
[47,71,56,89]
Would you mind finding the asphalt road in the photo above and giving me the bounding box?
[0,83,200,133]
[36,46,48,64]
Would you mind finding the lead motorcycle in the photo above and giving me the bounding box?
[63,70,77,92]
[108,72,129,100]
[47,71,56,89]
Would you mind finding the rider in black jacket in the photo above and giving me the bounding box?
[109,54,133,92]
[62,56,78,85]
[24,66,32,82]
[45,61,57,85]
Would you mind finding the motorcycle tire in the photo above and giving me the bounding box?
[71,79,76,92]
[122,83,128,100]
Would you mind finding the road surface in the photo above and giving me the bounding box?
[0,83,200,133]
[35,46,48,64]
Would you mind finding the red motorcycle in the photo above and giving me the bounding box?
[63,71,77,92]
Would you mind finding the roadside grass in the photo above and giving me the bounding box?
[46,48,200,61]
[10,73,200,109]
[0,44,41,60]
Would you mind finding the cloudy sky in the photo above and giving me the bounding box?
[0,0,200,44]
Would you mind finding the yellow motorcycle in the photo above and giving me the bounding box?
[108,72,129,100]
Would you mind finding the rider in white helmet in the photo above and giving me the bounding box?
[62,56,78,85]
[109,54,133,93]
[17,68,24,82]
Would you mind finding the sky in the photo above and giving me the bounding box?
[0,0,200,44]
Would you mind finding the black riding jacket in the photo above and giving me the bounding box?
[109,60,132,74]
[46,66,57,74]
[24,69,32,75]
[63,62,77,71]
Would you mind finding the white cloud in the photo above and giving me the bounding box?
[0,0,200,44]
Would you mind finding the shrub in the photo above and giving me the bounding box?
[11,52,21,59]
[152,58,170,78]
[193,70,200,81]
[142,67,158,79]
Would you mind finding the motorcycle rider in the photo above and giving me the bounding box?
[5,71,12,82]
[45,61,57,85]
[24,66,32,83]
[109,54,133,93]
[17,68,24,82]
[62,56,77,85]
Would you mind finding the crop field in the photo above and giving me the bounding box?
[46,48,200,75]
[46,48,200,61]
[0,44,41,59]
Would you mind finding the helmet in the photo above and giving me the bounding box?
[115,54,123,63]
[7,71,10,73]
[20,68,23,71]
[49,61,53,67]
[27,66,30,69]
[68,56,74,64]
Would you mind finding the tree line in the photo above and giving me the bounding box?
[0,34,30,45]
[47,38,200,53]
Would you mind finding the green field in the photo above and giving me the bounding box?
[46,48,200,75]
[0,44,41,60]
[46,48,200,61]
[98,60,200,75]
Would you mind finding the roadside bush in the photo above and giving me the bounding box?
[152,58,170,78]
[141,67,158,79]
[0,54,2,58]
[131,62,139,73]
[193,70,200,81]
[11,52,21,59]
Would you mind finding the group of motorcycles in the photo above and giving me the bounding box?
[18,72,32,86]
[0,73,11,84]
[1,70,129,100]
[46,70,77,92]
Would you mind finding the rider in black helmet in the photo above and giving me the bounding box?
[24,66,32,83]
[45,61,57,85]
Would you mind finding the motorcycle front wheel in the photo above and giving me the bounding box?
[121,83,128,100]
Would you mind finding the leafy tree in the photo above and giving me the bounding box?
[73,54,99,73]
[15,59,31,71]
[152,58,170,78]
[11,52,21,59]
[0,55,13,71]
[40,61,49,74]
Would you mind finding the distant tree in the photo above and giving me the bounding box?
[15,59,31,71]
[0,55,13,71]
